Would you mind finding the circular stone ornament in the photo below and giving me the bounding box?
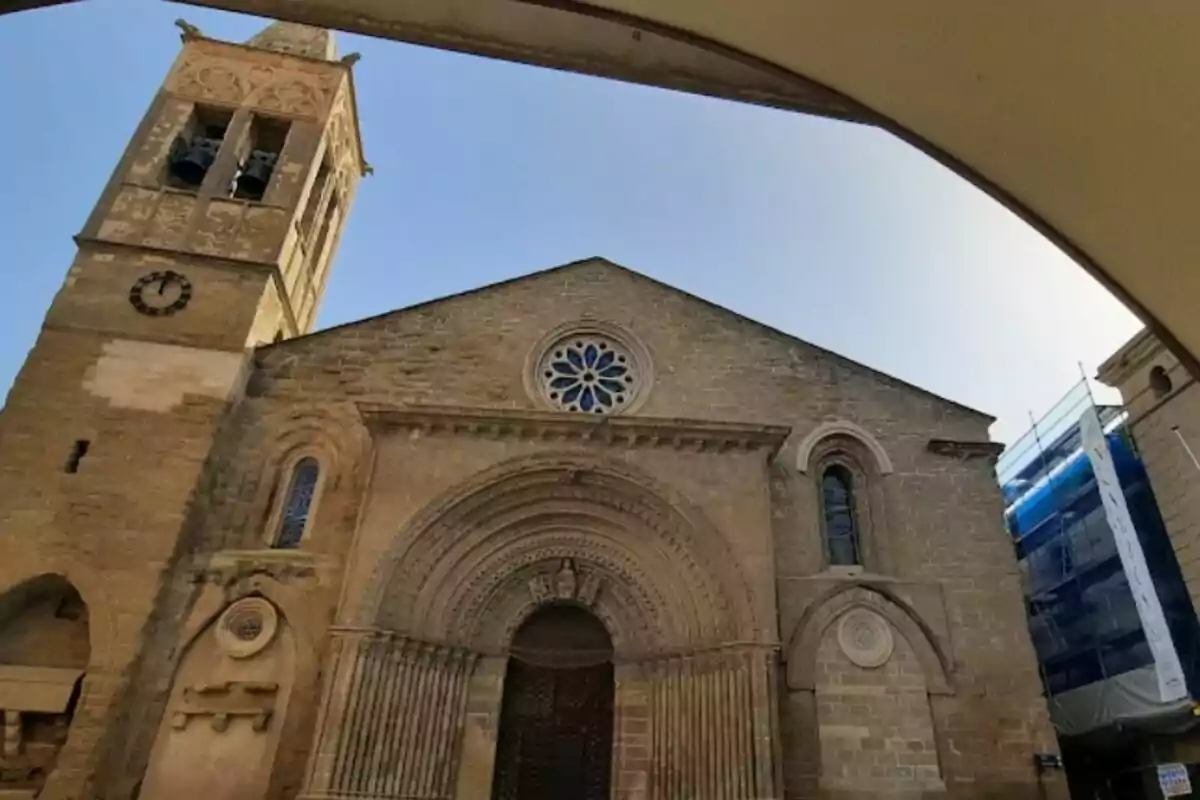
[216,597,279,659]
[836,607,895,669]
[527,322,652,415]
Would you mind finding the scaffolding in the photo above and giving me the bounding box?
[997,379,1200,742]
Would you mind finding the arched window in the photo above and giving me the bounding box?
[821,465,860,566]
[274,457,320,549]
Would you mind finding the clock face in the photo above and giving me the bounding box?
[129,271,193,316]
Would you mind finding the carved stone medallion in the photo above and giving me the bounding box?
[216,597,278,659]
[836,607,894,669]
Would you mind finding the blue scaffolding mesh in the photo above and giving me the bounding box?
[997,380,1200,727]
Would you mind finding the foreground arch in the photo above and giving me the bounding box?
[8,0,1191,372]
[0,574,92,797]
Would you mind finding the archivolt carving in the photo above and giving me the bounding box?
[367,453,760,658]
[451,535,671,652]
[796,419,894,476]
[784,584,953,693]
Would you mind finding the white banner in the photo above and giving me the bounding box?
[1080,406,1188,702]
[1158,763,1192,797]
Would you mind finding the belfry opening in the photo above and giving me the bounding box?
[491,604,615,800]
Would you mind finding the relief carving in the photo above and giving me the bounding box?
[455,538,668,649]
[577,571,603,606]
[171,681,280,733]
[256,78,322,117]
[325,85,365,179]
[525,560,604,609]
[192,555,320,588]
[168,55,332,117]
[553,559,578,599]
[172,61,249,104]
[836,607,895,669]
[215,598,278,660]
[527,575,551,604]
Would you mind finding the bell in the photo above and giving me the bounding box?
[235,150,279,199]
[168,135,220,187]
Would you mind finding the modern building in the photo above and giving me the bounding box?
[998,381,1200,798]
[0,20,1065,800]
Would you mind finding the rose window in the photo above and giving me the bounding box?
[539,336,637,414]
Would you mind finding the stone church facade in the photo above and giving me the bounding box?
[0,20,1064,800]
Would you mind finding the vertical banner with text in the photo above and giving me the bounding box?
[1080,406,1187,702]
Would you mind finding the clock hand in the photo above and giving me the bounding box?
[158,276,169,296]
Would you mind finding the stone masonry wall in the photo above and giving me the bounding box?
[1130,381,1200,611]
[814,619,940,794]
[1099,331,1200,622]
[161,258,1063,798]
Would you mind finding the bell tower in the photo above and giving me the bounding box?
[0,19,363,799]
[79,18,364,342]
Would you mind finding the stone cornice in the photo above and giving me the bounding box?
[356,403,791,457]
[926,438,1005,462]
[192,549,341,587]
[1097,327,1163,387]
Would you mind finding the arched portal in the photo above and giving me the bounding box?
[301,456,781,800]
[491,604,614,800]
[0,574,90,797]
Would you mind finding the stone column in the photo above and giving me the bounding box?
[453,656,507,800]
[2,710,19,757]
[643,645,781,800]
[299,627,371,794]
[613,663,652,800]
[299,628,477,800]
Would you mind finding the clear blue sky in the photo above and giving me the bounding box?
[0,0,1142,444]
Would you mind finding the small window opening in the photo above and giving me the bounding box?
[1150,365,1174,399]
[822,465,860,567]
[166,106,232,190]
[234,116,291,201]
[309,190,341,284]
[64,440,90,474]
[273,457,320,549]
[299,161,332,242]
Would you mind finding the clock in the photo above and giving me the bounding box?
[129,270,193,316]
